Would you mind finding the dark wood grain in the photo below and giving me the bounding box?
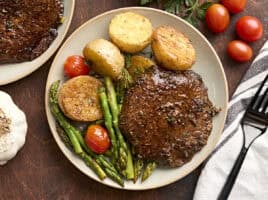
[0,0,267,199]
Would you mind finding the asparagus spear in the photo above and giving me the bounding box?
[133,159,144,183]
[124,144,134,180]
[56,123,72,149]
[105,168,124,187]
[141,162,157,182]
[81,151,106,180]
[98,87,118,162]
[49,81,106,180]
[116,68,133,112]
[104,77,128,170]
[116,82,124,112]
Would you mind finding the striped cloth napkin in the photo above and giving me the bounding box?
[194,41,268,200]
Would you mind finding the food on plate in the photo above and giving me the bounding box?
[235,16,263,42]
[205,4,230,33]
[227,40,253,62]
[127,55,155,78]
[0,91,27,165]
[109,12,153,53]
[0,0,63,64]
[64,55,90,78]
[133,159,144,183]
[142,162,157,182]
[50,81,124,186]
[50,82,112,182]
[221,0,247,14]
[83,39,124,79]
[49,12,220,186]
[152,26,196,70]
[119,66,219,167]
[99,79,129,171]
[58,75,103,122]
[85,125,110,154]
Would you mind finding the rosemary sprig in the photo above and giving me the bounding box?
[140,0,213,26]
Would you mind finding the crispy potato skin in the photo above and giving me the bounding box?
[109,12,153,53]
[83,39,124,79]
[152,26,196,70]
[58,75,103,122]
[128,55,155,78]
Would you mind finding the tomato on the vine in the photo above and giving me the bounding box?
[221,0,246,14]
[227,40,253,62]
[85,125,110,154]
[64,55,90,78]
[205,4,230,33]
[236,16,263,42]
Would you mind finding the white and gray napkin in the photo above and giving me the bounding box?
[194,41,268,200]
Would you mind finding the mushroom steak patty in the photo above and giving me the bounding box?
[119,66,219,167]
[0,0,63,64]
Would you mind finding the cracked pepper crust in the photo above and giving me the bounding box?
[119,66,219,167]
[0,0,63,63]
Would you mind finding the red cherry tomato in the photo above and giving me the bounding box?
[64,55,90,78]
[221,0,246,14]
[205,4,230,33]
[236,16,263,42]
[227,40,253,62]
[85,125,110,154]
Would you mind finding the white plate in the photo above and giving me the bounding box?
[45,7,228,190]
[0,0,75,85]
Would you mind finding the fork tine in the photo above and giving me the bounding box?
[249,74,268,110]
[256,88,268,110]
[262,92,268,113]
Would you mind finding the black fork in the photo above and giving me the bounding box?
[218,74,268,200]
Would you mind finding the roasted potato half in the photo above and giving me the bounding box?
[109,12,153,53]
[58,75,103,122]
[128,55,155,78]
[83,39,124,79]
[152,26,196,70]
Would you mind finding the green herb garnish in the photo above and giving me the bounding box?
[140,0,213,26]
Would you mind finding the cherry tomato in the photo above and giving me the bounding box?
[85,125,110,154]
[221,0,246,14]
[227,40,253,62]
[205,4,230,33]
[236,16,263,42]
[64,55,90,78]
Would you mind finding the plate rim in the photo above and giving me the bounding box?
[45,6,229,190]
[0,0,75,86]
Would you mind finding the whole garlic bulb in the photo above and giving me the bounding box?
[0,91,27,165]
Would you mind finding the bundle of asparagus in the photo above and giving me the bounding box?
[50,81,123,186]
[49,79,156,186]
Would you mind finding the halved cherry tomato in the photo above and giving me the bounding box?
[64,55,90,78]
[85,125,110,154]
[227,40,253,62]
[205,4,230,33]
[236,16,263,42]
[221,0,246,14]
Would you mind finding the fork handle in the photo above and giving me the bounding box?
[217,147,248,200]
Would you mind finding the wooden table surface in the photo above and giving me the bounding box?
[0,0,267,199]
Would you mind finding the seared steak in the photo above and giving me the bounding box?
[0,0,63,64]
[119,66,219,167]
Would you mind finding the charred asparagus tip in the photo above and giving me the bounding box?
[141,162,157,182]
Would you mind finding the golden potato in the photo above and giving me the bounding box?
[152,26,196,70]
[109,12,153,53]
[83,39,124,79]
[128,55,155,78]
[58,75,103,122]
